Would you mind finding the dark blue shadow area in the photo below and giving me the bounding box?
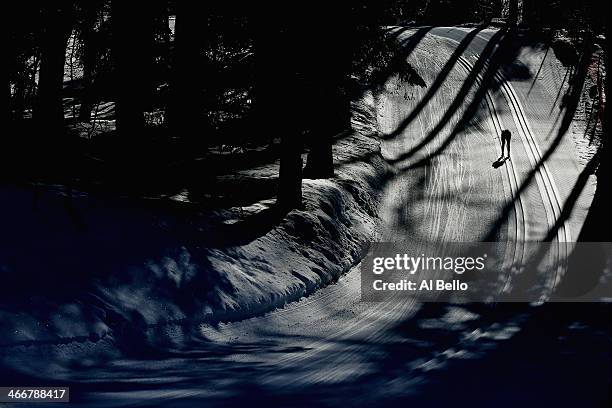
[2,302,611,408]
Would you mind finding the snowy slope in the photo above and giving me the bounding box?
[0,98,389,353]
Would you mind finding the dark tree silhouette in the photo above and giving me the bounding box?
[278,127,304,210]
[275,22,304,210]
[423,0,439,20]
[167,1,208,143]
[76,0,104,122]
[249,7,304,210]
[8,3,36,123]
[303,4,353,179]
[502,0,522,25]
[33,1,74,133]
[111,0,154,138]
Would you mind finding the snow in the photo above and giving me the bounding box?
[0,96,390,357]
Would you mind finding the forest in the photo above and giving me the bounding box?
[7,0,607,213]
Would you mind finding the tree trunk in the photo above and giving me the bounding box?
[304,5,353,179]
[502,0,523,25]
[251,10,277,146]
[33,1,73,133]
[167,1,207,144]
[112,0,154,138]
[78,2,100,122]
[423,0,439,22]
[251,7,304,209]
[278,128,304,211]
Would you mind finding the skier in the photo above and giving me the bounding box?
[501,129,511,158]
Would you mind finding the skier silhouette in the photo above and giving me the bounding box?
[500,129,511,158]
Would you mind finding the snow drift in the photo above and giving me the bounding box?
[0,96,390,358]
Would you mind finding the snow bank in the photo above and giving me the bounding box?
[0,97,389,359]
